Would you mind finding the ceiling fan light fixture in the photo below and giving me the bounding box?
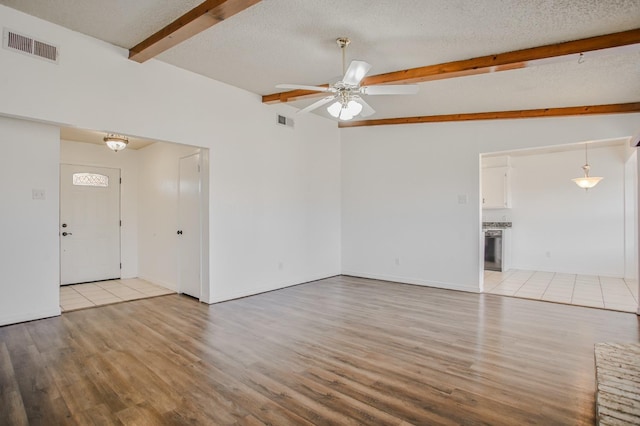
[327,99,362,121]
[103,133,129,152]
[346,100,363,116]
[339,110,353,121]
[327,101,342,118]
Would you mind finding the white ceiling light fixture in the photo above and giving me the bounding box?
[572,143,603,190]
[103,133,129,152]
[275,37,419,121]
[327,95,363,121]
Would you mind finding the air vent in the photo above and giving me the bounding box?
[3,29,58,63]
[276,114,294,128]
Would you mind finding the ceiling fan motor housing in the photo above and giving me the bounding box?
[336,37,350,48]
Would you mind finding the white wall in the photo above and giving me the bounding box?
[210,116,341,302]
[0,5,341,320]
[341,116,640,293]
[137,142,200,292]
[60,140,139,279]
[504,145,626,276]
[0,117,60,325]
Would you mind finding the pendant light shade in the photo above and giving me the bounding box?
[572,171,603,189]
[572,143,602,190]
[103,133,129,152]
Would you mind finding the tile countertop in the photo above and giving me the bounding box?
[482,222,512,229]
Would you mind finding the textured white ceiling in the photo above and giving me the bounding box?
[2,0,639,121]
[0,0,202,48]
[156,0,640,95]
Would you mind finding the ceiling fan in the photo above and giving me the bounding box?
[276,38,419,121]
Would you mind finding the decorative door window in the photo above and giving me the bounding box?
[72,173,109,187]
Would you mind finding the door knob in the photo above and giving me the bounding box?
[62,232,72,236]
[177,230,183,235]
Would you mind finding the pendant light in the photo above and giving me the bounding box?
[571,143,603,190]
[103,133,129,152]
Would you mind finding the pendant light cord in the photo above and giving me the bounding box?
[585,143,589,164]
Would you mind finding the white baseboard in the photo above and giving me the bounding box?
[511,265,625,278]
[209,273,340,304]
[0,306,61,327]
[341,271,481,293]
[137,275,177,292]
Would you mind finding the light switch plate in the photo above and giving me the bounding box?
[32,189,45,200]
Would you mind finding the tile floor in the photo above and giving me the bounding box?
[485,270,639,312]
[60,278,175,312]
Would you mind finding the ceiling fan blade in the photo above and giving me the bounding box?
[342,60,372,86]
[276,84,332,92]
[360,84,420,95]
[298,96,336,114]
[356,97,376,117]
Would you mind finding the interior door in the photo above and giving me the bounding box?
[60,164,121,285]
[178,153,202,299]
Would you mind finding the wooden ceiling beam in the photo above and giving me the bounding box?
[129,0,261,63]
[338,103,640,128]
[263,28,640,104]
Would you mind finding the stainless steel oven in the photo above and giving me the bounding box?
[484,230,503,271]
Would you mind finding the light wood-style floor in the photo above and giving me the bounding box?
[1,276,638,425]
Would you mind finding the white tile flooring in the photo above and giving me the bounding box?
[60,278,175,312]
[485,270,639,312]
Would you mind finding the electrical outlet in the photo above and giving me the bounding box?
[546,251,551,258]
[278,262,284,270]
[395,257,400,266]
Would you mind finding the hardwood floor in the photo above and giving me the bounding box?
[1,276,638,425]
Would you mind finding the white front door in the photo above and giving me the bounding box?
[60,164,121,285]
[178,153,202,299]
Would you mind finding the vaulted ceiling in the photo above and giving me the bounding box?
[2,0,639,125]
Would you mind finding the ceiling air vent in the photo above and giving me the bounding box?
[3,29,58,63]
[276,114,294,128]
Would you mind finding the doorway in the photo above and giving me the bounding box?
[58,131,210,306]
[480,140,639,312]
[60,164,121,285]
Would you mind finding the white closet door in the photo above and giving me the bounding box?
[178,153,202,298]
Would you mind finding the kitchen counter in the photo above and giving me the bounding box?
[482,221,512,229]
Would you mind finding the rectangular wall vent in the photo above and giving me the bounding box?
[3,29,58,63]
[276,114,294,128]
